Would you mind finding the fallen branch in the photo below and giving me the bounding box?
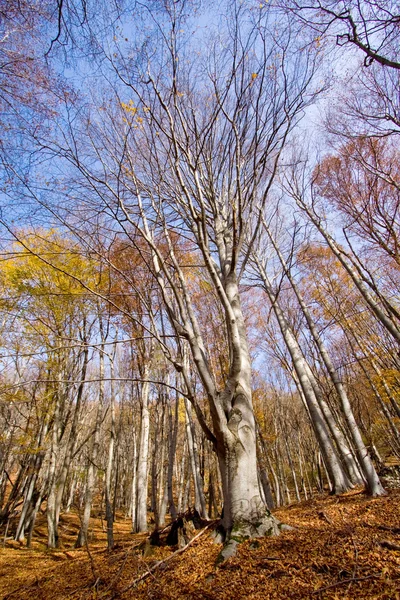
[377,525,400,534]
[121,522,214,593]
[363,523,400,534]
[378,539,400,551]
[317,511,332,524]
[312,573,382,594]
[97,542,145,597]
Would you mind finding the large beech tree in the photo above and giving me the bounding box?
[47,0,321,546]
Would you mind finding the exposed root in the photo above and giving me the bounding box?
[216,510,292,563]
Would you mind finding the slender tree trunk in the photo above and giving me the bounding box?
[254,255,355,493]
[342,322,400,454]
[75,349,104,548]
[47,372,63,548]
[294,195,400,343]
[297,438,308,500]
[177,443,187,514]
[65,474,77,513]
[184,399,208,518]
[283,434,301,502]
[257,447,275,509]
[134,355,152,533]
[15,422,48,542]
[156,401,167,528]
[267,230,385,496]
[105,347,116,550]
[26,478,46,548]
[256,425,276,509]
[130,433,137,531]
[167,393,179,520]
[55,344,89,524]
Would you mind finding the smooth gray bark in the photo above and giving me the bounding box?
[254,256,352,493]
[75,348,104,548]
[167,393,179,520]
[265,225,386,496]
[134,357,152,533]
[105,360,116,550]
[47,371,63,548]
[184,398,208,518]
[294,195,400,344]
[15,421,48,542]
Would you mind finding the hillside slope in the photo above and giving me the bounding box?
[1,490,399,599]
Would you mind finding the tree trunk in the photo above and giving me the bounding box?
[135,395,149,530]
[75,349,104,548]
[15,421,47,542]
[157,401,168,528]
[134,351,153,533]
[214,383,281,541]
[167,393,179,520]
[47,374,63,549]
[267,231,385,496]
[105,344,117,550]
[294,196,400,343]
[184,398,208,518]
[177,443,187,514]
[55,344,89,524]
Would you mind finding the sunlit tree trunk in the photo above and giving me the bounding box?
[264,222,386,496]
[15,421,48,542]
[167,393,179,520]
[105,355,116,550]
[184,398,208,518]
[134,351,153,533]
[177,443,187,514]
[253,256,353,493]
[75,348,104,548]
[55,342,89,524]
[293,192,400,344]
[47,369,64,548]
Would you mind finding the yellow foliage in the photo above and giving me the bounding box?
[178,396,186,424]
[0,229,103,341]
[121,100,137,115]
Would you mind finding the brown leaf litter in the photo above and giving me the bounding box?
[1,489,399,600]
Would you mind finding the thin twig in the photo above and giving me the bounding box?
[346,535,359,593]
[98,542,144,597]
[121,523,214,593]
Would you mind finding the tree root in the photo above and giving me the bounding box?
[216,511,292,563]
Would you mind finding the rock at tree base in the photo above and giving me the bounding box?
[217,539,238,563]
[216,511,288,563]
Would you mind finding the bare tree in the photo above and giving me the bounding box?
[39,0,320,548]
[281,0,400,69]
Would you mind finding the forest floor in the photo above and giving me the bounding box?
[1,489,399,600]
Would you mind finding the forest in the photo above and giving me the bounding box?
[0,1,399,598]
